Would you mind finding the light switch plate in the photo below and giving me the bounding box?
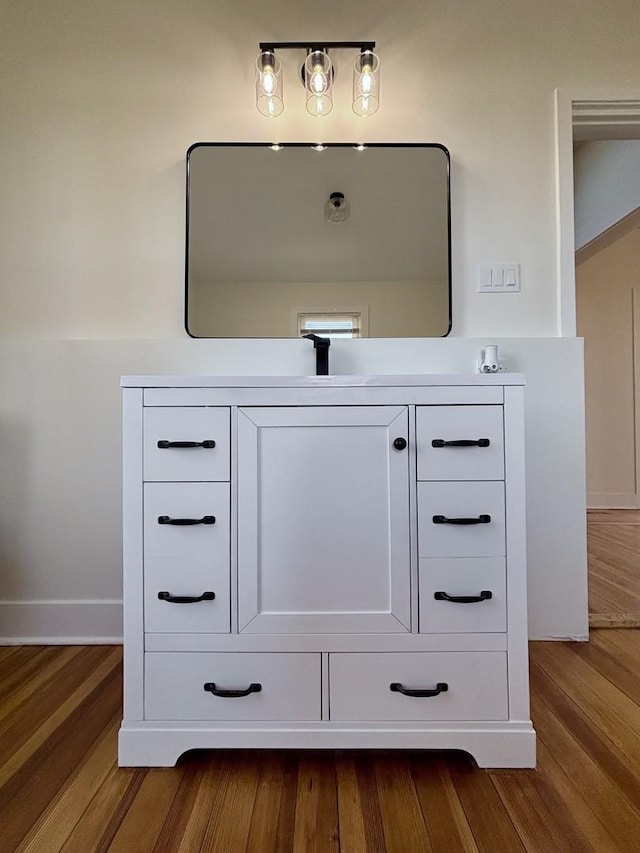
[477,264,521,292]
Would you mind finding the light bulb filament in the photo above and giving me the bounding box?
[310,66,327,94]
[360,69,374,94]
[261,69,276,95]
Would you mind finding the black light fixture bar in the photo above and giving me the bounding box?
[259,41,375,52]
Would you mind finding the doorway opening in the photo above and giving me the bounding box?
[558,90,640,627]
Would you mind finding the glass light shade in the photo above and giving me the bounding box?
[256,50,284,117]
[304,50,333,117]
[352,49,380,116]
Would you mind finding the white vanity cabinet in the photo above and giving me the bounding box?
[119,375,536,768]
[237,405,410,634]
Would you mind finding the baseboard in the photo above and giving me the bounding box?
[0,600,123,644]
[587,493,640,509]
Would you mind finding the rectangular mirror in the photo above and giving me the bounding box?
[186,143,451,338]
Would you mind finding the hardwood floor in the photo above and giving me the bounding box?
[588,509,640,627]
[2,637,640,851]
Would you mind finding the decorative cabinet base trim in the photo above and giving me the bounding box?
[118,721,536,769]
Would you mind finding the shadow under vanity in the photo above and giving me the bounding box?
[119,374,535,768]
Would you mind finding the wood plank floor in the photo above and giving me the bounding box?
[2,636,640,851]
[588,509,640,627]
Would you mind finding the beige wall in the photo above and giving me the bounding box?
[577,224,640,506]
[1,0,639,339]
[188,280,449,337]
[8,0,640,637]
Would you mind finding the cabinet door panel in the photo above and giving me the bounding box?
[238,406,411,633]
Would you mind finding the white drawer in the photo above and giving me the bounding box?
[417,481,505,558]
[144,483,230,559]
[144,557,230,633]
[144,652,322,721]
[416,406,504,481]
[329,652,508,721]
[143,407,230,482]
[419,557,506,633]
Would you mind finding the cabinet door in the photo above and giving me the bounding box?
[238,406,411,633]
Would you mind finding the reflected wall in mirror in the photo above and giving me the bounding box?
[186,143,451,338]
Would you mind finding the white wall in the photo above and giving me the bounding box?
[574,141,640,249]
[0,339,586,642]
[3,0,639,641]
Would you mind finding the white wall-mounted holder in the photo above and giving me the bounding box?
[478,345,506,374]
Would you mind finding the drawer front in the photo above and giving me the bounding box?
[419,557,506,633]
[144,557,230,633]
[416,406,504,481]
[329,652,508,721]
[145,652,321,721]
[418,481,505,558]
[144,482,230,559]
[143,407,230,482]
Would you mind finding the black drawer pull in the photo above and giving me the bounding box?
[157,515,216,526]
[431,438,490,448]
[432,514,491,525]
[157,440,216,449]
[158,591,216,604]
[204,682,262,698]
[390,682,448,698]
[434,590,493,604]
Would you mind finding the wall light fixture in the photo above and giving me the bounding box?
[256,42,379,118]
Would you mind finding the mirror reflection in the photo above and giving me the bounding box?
[186,143,451,338]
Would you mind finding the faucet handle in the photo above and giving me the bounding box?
[302,333,330,349]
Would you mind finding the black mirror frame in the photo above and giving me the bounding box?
[184,141,452,339]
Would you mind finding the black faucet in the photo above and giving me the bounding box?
[302,333,331,376]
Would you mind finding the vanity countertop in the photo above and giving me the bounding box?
[121,373,525,388]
